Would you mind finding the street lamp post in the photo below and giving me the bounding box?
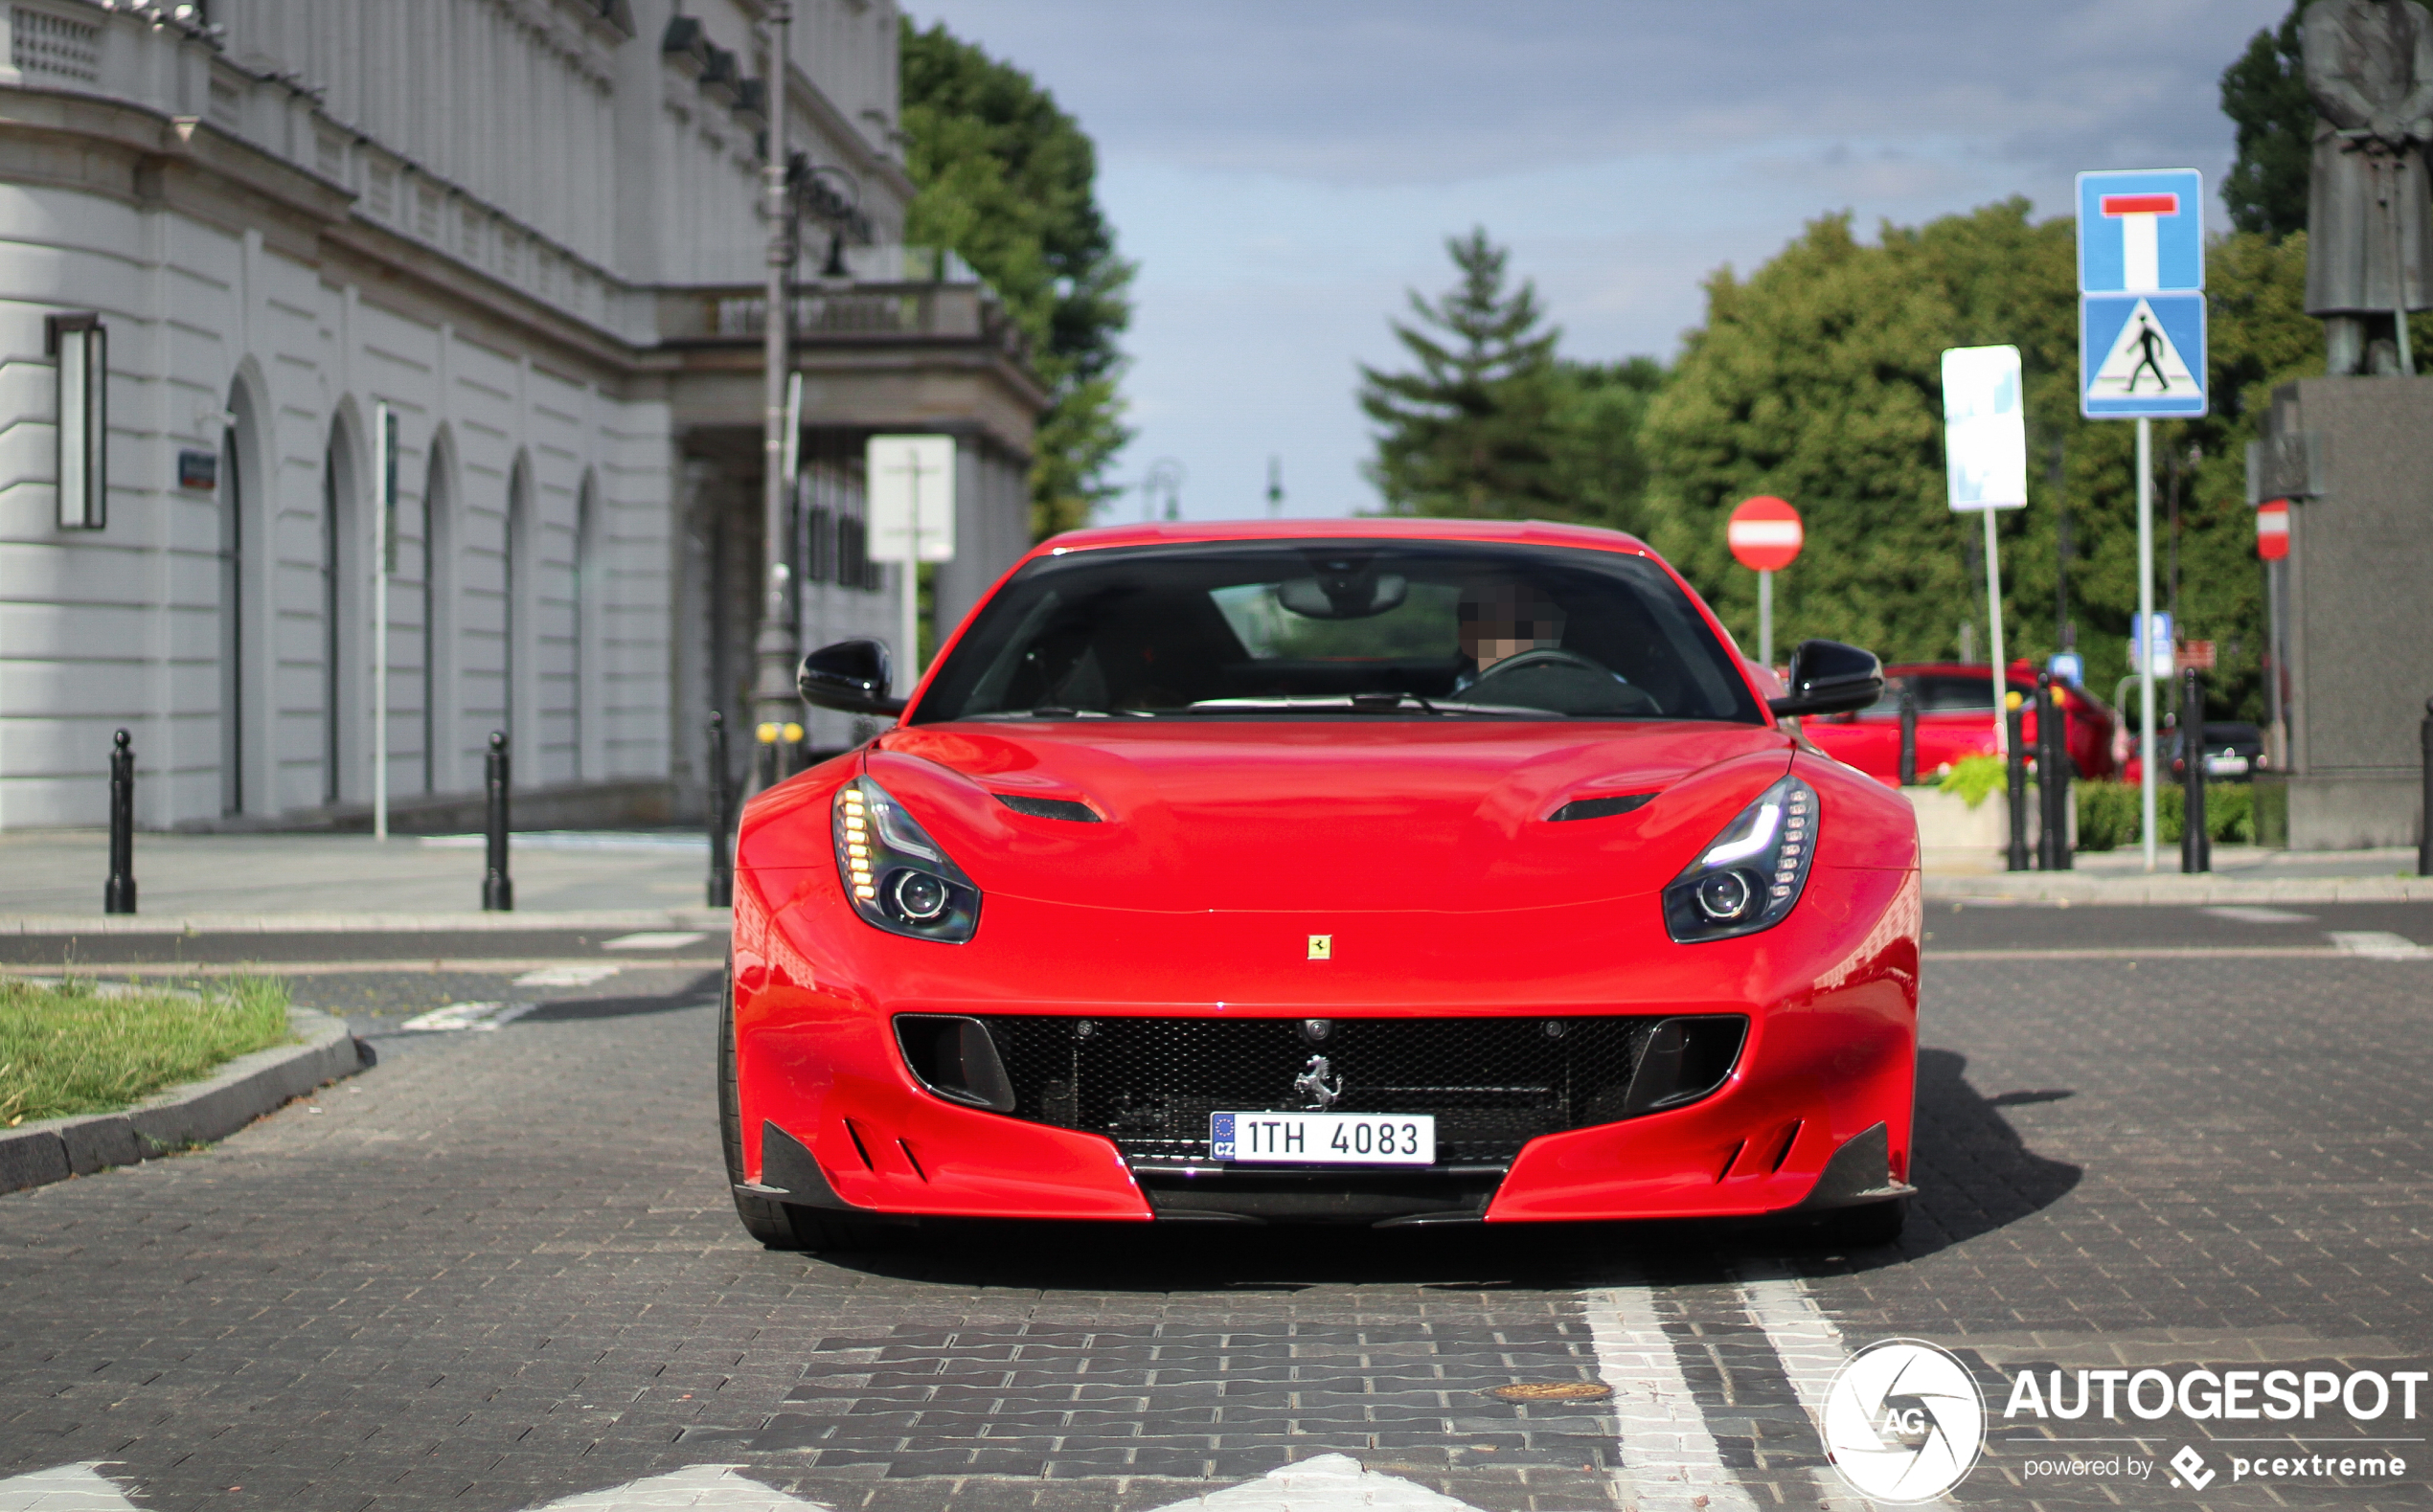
[748,2,800,779]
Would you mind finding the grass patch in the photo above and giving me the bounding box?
[0,976,293,1127]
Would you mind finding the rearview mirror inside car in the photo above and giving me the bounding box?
[798,638,908,716]
[1767,639,1883,718]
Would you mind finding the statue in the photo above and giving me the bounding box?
[2303,0,2433,374]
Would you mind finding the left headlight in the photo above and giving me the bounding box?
[1662,774,1816,943]
[832,777,982,943]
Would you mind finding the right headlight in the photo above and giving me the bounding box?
[831,777,982,943]
[1662,775,1816,943]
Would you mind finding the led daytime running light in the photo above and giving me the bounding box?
[830,778,980,942]
[1663,774,1818,943]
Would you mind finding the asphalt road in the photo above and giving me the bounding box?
[1,910,2428,1511]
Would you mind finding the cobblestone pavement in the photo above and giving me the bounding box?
[0,918,2427,1511]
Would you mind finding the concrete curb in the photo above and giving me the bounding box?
[0,908,733,936]
[1924,873,2433,904]
[0,1006,365,1195]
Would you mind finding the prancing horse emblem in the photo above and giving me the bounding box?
[1294,1054,1343,1110]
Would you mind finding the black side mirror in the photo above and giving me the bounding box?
[1767,639,1883,718]
[798,639,907,716]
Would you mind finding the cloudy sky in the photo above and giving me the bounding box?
[906,1,2287,523]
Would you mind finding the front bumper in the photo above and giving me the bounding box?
[731,865,1920,1226]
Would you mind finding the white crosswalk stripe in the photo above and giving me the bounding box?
[1737,1263,1877,1512]
[0,1464,139,1511]
[1142,1454,1485,1510]
[1581,1285,1755,1511]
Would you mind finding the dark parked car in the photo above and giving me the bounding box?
[2126,721,2266,784]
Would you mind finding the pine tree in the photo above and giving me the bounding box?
[1359,228,1564,517]
[2220,4,2312,238]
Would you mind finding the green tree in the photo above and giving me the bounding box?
[2220,4,2312,238]
[1638,200,2316,720]
[1359,227,1566,517]
[899,22,1133,537]
[1546,356,1668,537]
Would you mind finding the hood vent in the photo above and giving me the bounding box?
[994,793,1102,823]
[1549,792,1656,823]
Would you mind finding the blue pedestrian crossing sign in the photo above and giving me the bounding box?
[2081,293,2207,417]
[2077,169,2204,293]
[2077,168,2208,418]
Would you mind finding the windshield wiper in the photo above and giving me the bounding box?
[1349,691,1443,714]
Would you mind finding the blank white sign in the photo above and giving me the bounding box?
[1941,344,2027,511]
[866,434,957,563]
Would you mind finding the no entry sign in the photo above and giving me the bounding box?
[2257,499,2290,562]
[1727,496,1803,572]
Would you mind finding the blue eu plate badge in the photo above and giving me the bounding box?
[1211,1113,1238,1161]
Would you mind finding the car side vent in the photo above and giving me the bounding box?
[1549,793,1656,822]
[994,793,1102,822]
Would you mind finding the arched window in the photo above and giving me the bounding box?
[218,392,249,817]
[321,436,345,805]
[421,436,453,793]
[503,457,532,776]
[573,470,599,780]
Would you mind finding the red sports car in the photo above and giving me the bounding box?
[721,520,1921,1249]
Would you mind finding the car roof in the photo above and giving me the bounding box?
[1035,518,1657,555]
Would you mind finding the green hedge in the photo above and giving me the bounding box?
[2075,781,2255,850]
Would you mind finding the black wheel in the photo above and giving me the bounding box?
[717,964,805,1249]
[1813,1197,1907,1250]
[717,962,915,1252]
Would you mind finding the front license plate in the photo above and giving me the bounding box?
[1210,1111,1435,1165]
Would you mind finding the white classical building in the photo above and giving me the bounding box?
[0,0,1042,831]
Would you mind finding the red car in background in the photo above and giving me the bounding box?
[1800,662,2118,787]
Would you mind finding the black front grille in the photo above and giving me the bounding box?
[967,1014,1728,1163]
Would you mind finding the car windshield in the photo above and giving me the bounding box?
[913,539,1763,724]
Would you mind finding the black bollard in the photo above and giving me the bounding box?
[2421,698,2433,877]
[2039,673,2074,871]
[2033,675,2058,870]
[482,730,512,912]
[706,712,734,908]
[1898,682,1918,787]
[2182,669,2210,873]
[2005,695,2031,872]
[104,728,136,914]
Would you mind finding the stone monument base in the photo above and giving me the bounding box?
[2263,376,2433,851]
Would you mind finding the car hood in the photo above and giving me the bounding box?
[836,720,1796,913]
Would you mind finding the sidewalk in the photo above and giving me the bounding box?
[1925,846,2433,903]
[0,829,722,930]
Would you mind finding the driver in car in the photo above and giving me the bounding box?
[1449,576,1650,714]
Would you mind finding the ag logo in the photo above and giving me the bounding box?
[1821,1339,1986,1503]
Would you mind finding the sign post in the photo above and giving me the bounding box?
[1941,345,2029,752]
[2257,499,2291,768]
[1726,496,1802,667]
[866,435,957,697]
[2079,168,2207,871]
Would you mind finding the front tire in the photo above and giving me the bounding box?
[1806,1197,1907,1250]
[716,963,915,1252]
[717,964,805,1248]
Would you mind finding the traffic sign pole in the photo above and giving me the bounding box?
[2137,416,2157,873]
[1983,508,2008,755]
[1758,569,1772,668]
[1726,496,1802,672]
